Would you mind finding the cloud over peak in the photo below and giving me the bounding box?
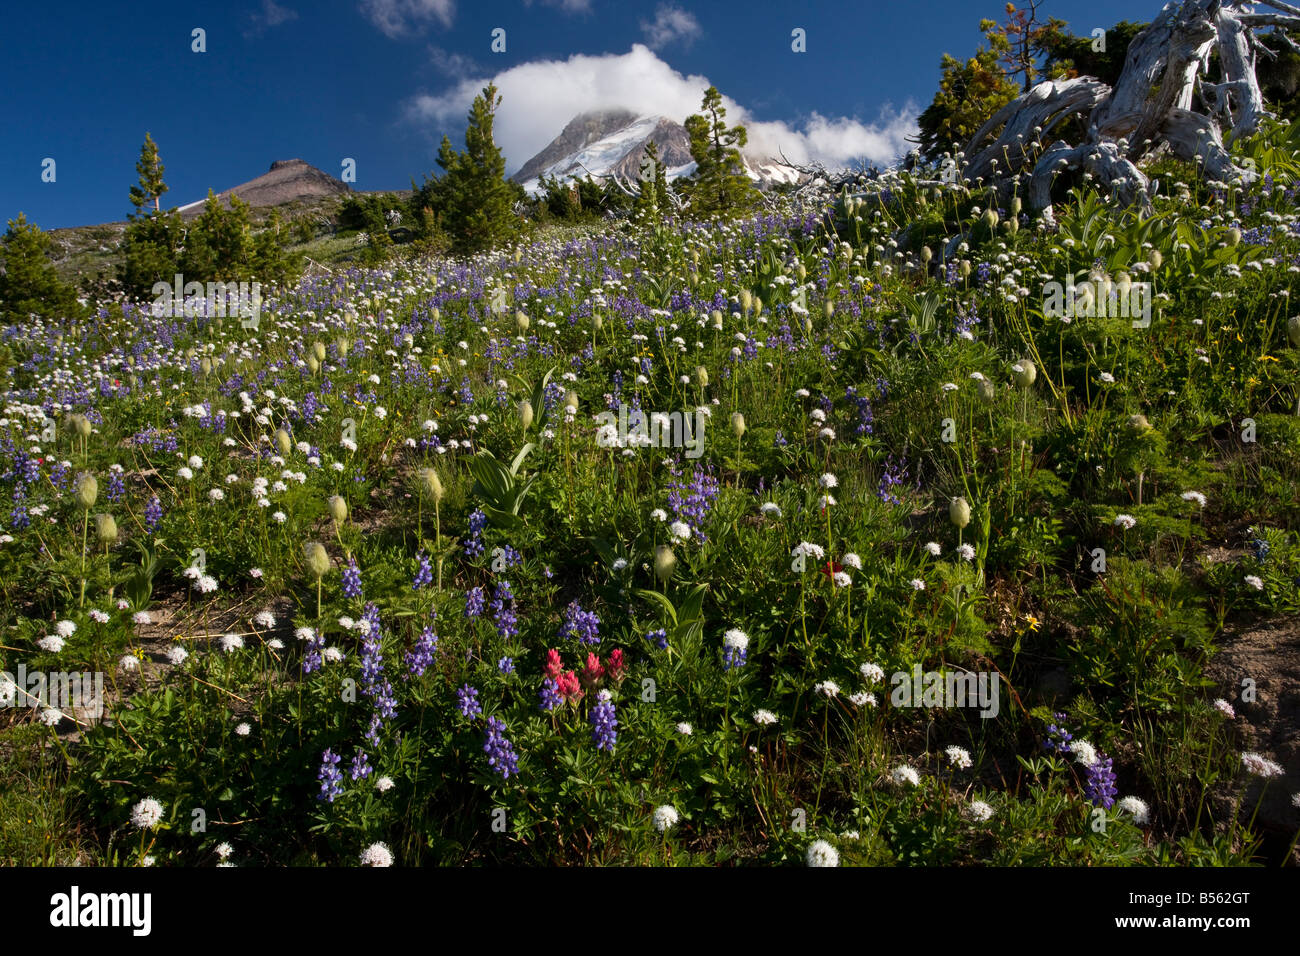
[407,44,917,176]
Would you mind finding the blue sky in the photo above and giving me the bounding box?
[2,0,1145,229]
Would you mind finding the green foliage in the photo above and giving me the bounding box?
[0,213,83,322]
[119,208,184,298]
[129,132,169,213]
[1042,20,1148,87]
[917,49,1020,161]
[431,83,523,255]
[680,86,760,217]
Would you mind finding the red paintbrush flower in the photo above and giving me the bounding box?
[606,648,627,685]
[818,559,844,580]
[581,652,605,689]
[543,648,563,681]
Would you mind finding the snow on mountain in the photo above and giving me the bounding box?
[513,110,802,195]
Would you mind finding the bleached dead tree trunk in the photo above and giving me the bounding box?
[961,0,1298,219]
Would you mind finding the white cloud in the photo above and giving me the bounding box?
[360,0,454,37]
[640,4,701,50]
[407,45,917,176]
[524,0,593,11]
[246,0,297,36]
[428,45,477,77]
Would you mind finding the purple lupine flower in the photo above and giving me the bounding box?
[559,601,600,645]
[845,385,874,436]
[349,749,373,781]
[463,509,487,558]
[1043,713,1074,755]
[644,628,668,650]
[665,466,720,542]
[589,693,617,752]
[953,303,981,338]
[482,715,520,779]
[539,678,562,712]
[317,749,344,803]
[405,625,438,677]
[301,630,326,674]
[877,455,909,505]
[491,580,518,641]
[497,656,514,675]
[457,684,482,718]
[106,470,125,503]
[1084,754,1117,809]
[411,551,433,590]
[341,560,363,599]
[465,586,486,619]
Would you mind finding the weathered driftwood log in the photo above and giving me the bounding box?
[961,0,1300,219]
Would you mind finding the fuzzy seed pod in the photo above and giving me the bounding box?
[1227,227,1242,246]
[306,355,320,375]
[959,260,972,278]
[1287,315,1300,348]
[592,314,603,332]
[94,513,118,544]
[327,495,348,524]
[313,341,327,362]
[418,467,444,503]
[1009,196,1022,218]
[1148,249,1162,269]
[796,262,807,280]
[920,246,933,264]
[949,496,971,529]
[753,296,764,317]
[653,544,676,584]
[1128,414,1151,433]
[69,413,92,439]
[982,208,999,230]
[739,289,753,314]
[516,311,530,334]
[336,336,351,357]
[694,366,709,388]
[303,542,331,580]
[200,357,213,377]
[977,378,996,403]
[275,429,292,457]
[824,300,835,320]
[518,400,534,430]
[710,309,723,329]
[74,473,98,510]
[731,411,746,439]
[1004,217,1019,235]
[564,389,579,410]
[1012,359,1037,389]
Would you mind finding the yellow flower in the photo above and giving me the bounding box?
[1023,614,1041,632]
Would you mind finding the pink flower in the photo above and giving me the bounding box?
[607,648,627,685]
[543,648,563,682]
[556,670,583,705]
[581,652,605,690]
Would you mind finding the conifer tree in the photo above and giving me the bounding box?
[129,133,169,213]
[633,141,673,222]
[0,213,82,321]
[435,83,521,254]
[681,87,759,217]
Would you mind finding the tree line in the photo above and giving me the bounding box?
[1,80,769,320]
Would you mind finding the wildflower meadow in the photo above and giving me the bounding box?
[2,0,1300,875]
